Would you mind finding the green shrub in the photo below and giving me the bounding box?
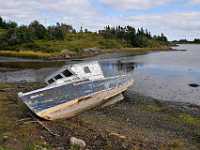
[99,39,122,49]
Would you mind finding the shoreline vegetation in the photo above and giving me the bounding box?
[0,16,170,59]
[0,46,172,59]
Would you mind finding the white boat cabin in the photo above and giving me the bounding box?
[45,61,104,86]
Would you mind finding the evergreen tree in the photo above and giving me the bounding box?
[0,16,3,27]
[29,20,47,39]
[47,23,65,40]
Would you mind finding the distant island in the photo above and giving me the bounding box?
[0,16,169,59]
[172,39,200,44]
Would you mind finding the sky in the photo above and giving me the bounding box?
[0,0,200,40]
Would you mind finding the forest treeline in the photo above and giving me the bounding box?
[0,16,169,52]
[99,26,168,47]
[173,39,200,44]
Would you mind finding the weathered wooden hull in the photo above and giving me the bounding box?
[38,81,133,120]
[19,76,133,120]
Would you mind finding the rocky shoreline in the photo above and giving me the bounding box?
[0,47,199,150]
[0,46,173,60]
[0,83,199,150]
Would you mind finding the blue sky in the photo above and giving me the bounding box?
[0,0,200,40]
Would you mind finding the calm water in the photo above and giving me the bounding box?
[0,44,199,105]
[131,44,200,105]
[0,56,38,62]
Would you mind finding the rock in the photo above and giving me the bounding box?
[189,83,200,88]
[70,137,86,150]
[3,135,8,141]
[83,47,100,54]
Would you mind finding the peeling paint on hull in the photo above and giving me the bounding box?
[19,76,133,120]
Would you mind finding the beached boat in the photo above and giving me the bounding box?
[18,61,134,120]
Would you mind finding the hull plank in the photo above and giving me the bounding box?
[19,76,133,120]
[101,93,124,108]
[37,80,133,120]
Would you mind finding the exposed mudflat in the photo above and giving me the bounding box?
[0,83,200,150]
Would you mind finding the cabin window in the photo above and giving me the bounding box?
[48,79,54,84]
[55,74,63,80]
[62,69,73,77]
[84,66,91,73]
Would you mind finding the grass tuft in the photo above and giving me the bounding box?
[179,114,200,126]
[168,139,185,150]
[70,144,80,150]
[0,50,57,59]
[0,83,13,90]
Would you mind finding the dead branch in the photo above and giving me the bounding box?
[16,117,32,124]
[35,120,60,137]
[22,113,60,137]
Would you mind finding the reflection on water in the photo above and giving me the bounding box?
[100,60,136,77]
[131,44,200,105]
[0,68,56,83]
[0,56,40,62]
[0,60,136,83]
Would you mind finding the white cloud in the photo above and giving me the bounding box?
[80,11,200,40]
[0,0,200,40]
[124,12,200,40]
[191,0,200,4]
[67,11,200,40]
[100,0,171,10]
[127,12,200,31]
[0,0,99,25]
